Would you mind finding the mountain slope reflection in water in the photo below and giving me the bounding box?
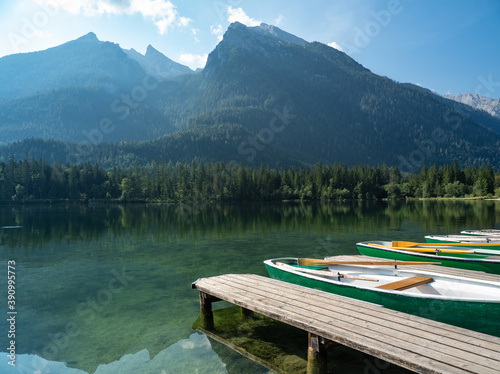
[3,333,229,374]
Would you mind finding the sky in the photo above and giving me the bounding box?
[1,0,500,98]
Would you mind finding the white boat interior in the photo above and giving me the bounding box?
[426,235,500,243]
[462,230,500,236]
[267,258,500,302]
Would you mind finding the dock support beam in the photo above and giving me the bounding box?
[307,332,327,374]
[200,292,216,330]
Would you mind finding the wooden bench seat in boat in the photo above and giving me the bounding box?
[376,276,434,291]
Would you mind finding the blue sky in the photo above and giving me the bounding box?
[1,0,499,98]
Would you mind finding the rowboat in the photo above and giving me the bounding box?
[264,257,500,336]
[425,235,500,245]
[356,241,500,275]
[461,229,500,236]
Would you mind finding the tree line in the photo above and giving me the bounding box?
[0,157,498,203]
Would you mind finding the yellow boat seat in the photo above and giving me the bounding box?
[376,276,434,291]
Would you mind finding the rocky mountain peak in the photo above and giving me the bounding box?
[204,22,308,77]
[221,22,307,51]
[145,45,163,58]
[76,32,99,42]
[123,45,193,80]
[444,93,500,118]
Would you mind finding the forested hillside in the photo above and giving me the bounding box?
[1,158,497,203]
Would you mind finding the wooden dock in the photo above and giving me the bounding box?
[192,267,500,374]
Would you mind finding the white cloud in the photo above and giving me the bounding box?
[155,18,174,35]
[328,41,343,52]
[36,0,188,35]
[274,14,284,26]
[191,28,200,43]
[34,0,88,16]
[178,53,208,69]
[131,0,178,34]
[210,24,224,42]
[227,6,261,27]
[178,16,192,27]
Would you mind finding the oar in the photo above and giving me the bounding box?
[369,243,474,254]
[393,247,475,254]
[297,258,440,266]
[393,240,500,249]
[276,262,378,281]
[390,241,500,255]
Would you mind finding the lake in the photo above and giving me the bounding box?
[1,200,499,373]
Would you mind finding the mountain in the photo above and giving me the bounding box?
[443,93,500,119]
[123,45,193,80]
[1,23,500,169]
[0,32,193,101]
[0,32,144,101]
[152,22,500,168]
[0,32,193,144]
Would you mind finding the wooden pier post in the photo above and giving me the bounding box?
[240,306,254,318]
[199,292,215,330]
[307,332,327,374]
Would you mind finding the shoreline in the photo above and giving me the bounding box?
[1,196,500,206]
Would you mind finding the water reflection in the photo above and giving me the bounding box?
[1,200,498,249]
[2,333,231,374]
[0,200,498,373]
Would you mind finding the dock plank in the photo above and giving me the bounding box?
[194,274,500,374]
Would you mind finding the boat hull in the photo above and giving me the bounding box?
[265,260,500,337]
[356,242,500,275]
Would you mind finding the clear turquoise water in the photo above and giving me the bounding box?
[0,200,498,373]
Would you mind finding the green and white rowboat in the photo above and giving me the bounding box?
[264,257,500,336]
[461,229,500,236]
[356,241,500,274]
[425,235,500,245]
